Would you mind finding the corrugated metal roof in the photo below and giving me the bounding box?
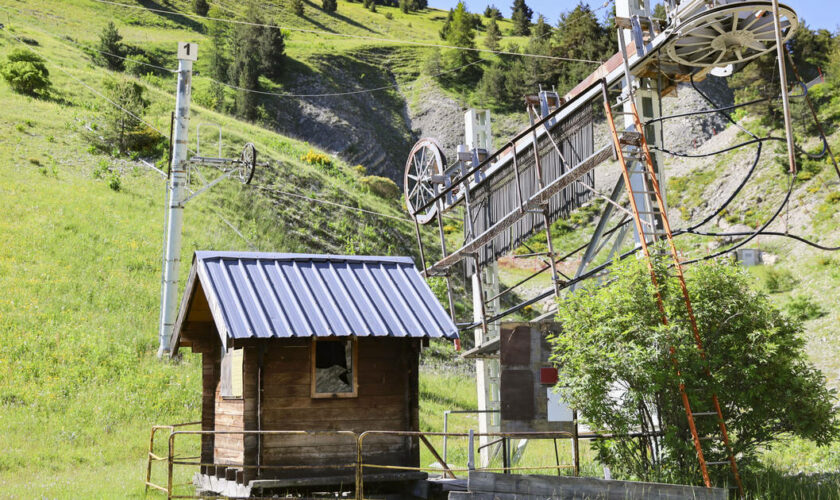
[190,251,458,341]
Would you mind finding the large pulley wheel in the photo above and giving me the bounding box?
[404,138,447,225]
[665,2,798,68]
[239,142,257,184]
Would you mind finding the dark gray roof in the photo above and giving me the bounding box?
[174,251,458,348]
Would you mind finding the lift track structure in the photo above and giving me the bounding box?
[405,0,798,309]
[403,0,799,493]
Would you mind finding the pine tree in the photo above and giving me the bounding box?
[291,0,304,16]
[484,5,502,19]
[442,2,478,72]
[206,7,230,110]
[438,8,454,40]
[101,78,149,154]
[96,21,125,71]
[259,24,286,79]
[510,0,533,36]
[551,4,612,92]
[322,0,337,12]
[399,0,409,14]
[230,4,263,119]
[532,14,551,40]
[193,0,209,16]
[484,18,502,51]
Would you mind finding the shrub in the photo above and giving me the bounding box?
[785,294,826,321]
[826,191,840,204]
[765,267,797,293]
[28,157,41,166]
[300,149,333,167]
[352,164,367,175]
[384,12,393,20]
[0,48,50,97]
[124,54,155,77]
[359,175,400,199]
[108,173,122,192]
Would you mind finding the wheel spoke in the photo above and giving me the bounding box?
[709,21,727,35]
[681,46,712,57]
[731,12,739,33]
[713,49,727,65]
[735,47,744,61]
[742,12,764,31]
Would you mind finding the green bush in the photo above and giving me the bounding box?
[551,255,839,483]
[765,267,797,293]
[785,295,826,321]
[108,173,122,192]
[0,48,50,97]
[359,175,400,199]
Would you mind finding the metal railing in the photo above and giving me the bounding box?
[145,424,579,499]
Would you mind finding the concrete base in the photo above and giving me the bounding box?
[449,471,726,500]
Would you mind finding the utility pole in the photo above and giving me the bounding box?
[158,42,197,358]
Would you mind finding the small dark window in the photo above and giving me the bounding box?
[311,339,357,398]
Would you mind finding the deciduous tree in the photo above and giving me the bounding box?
[550,255,839,483]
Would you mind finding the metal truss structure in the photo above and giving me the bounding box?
[403,0,798,491]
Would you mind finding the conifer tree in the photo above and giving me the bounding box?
[322,0,337,12]
[259,24,286,79]
[510,0,533,36]
[443,2,478,71]
[230,4,262,119]
[291,0,304,16]
[483,5,502,19]
[532,14,551,40]
[206,7,230,110]
[96,22,125,71]
[484,18,502,51]
[193,0,209,16]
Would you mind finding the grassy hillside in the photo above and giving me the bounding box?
[0,3,442,496]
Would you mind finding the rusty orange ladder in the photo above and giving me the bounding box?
[599,31,744,498]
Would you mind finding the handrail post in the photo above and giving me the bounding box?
[356,432,364,500]
[467,429,475,471]
[442,411,450,464]
[146,427,156,495]
[167,431,175,500]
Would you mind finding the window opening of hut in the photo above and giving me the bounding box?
[312,338,357,398]
[220,348,243,399]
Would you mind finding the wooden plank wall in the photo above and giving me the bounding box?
[258,338,421,475]
[214,351,245,465]
[201,348,220,469]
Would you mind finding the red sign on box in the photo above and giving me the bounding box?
[540,367,558,385]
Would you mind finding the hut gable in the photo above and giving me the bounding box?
[171,251,459,354]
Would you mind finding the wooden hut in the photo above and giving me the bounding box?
[169,251,459,497]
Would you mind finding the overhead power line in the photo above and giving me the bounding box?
[204,57,484,98]
[88,0,604,64]
[252,184,412,223]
